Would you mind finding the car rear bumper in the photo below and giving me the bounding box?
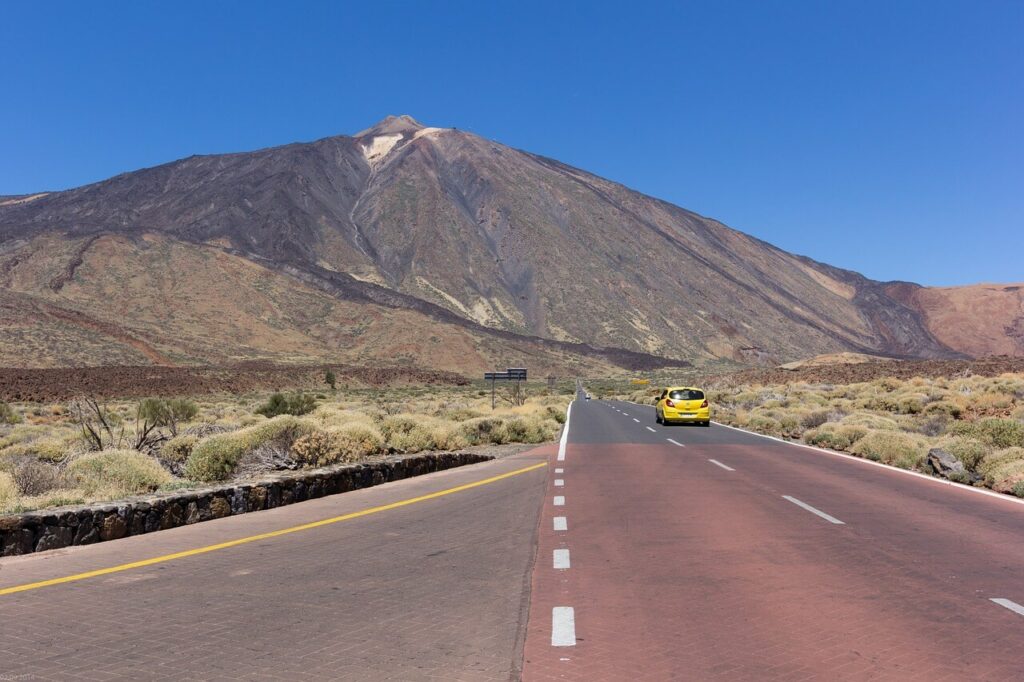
[663,410,710,423]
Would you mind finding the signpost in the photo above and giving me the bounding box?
[484,367,528,409]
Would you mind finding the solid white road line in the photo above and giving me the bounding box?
[555,468,564,473]
[554,516,568,531]
[552,607,576,647]
[554,496,565,506]
[708,459,735,471]
[991,598,1024,617]
[712,420,1024,508]
[782,495,845,525]
[666,438,685,447]
[555,479,564,487]
[557,402,573,461]
[553,549,571,569]
[646,426,656,432]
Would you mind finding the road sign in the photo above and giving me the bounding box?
[484,368,528,408]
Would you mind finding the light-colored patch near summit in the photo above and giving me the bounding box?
[413,127,446,141]
[0,193,48,207]
[361,134,404,165]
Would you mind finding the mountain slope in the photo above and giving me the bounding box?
[1,115,1019,369]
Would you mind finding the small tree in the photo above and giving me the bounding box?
[138,398,198,437]
[255,392,317,418]
[325,370,337,390]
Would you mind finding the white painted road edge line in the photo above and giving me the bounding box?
[646,426,656,432]
[554,516,568,531]
[557,402,573,461]
[712,420,1024,508]
[708,459,735,471]
[553,549,571,569]
[554,479,564,487]
[552,607,576,646]
[554,496,565,506]
[783,495,845,525]
[991,598,1024,617]
[666,438,685,447]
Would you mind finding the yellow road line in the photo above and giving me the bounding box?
[0,461,548,597]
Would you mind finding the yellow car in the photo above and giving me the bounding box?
[655,386,711,426]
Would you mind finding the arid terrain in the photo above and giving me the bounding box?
[2,115,1021,373]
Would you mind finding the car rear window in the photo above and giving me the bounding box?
[669,389,704,401]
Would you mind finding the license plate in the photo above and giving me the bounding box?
[680,412,696,417]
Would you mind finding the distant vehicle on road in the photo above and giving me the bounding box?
[655,386,710,426]
[585,393,591,400]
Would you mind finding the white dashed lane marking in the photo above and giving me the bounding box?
[555,468,564,473]
[783,495,845,525]
[554,496,565,506]
[553,549,571,569]
[554,516,567,531]
[552,607,576,647]
[646,426,656,432]
[632,418,640,423]
[554,479,564,487]
[666,438,685,447]
[708,459,735,471]
[992,598,1024,618]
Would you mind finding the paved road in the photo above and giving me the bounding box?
[523,399,1024,680]
[2,398,1024,680]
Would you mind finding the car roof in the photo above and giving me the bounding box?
[664,386,703,391]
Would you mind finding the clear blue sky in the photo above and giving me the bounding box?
[1,1,1021,286]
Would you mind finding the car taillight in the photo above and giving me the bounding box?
[701,399,709,408]
[666,399,675,408]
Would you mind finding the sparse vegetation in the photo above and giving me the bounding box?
[0,401,21,425]
[0,382,570,512]
[614,370,1024,497]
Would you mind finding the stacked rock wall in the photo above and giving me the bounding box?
[0,452,490,556]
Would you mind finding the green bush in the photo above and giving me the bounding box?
[255,393,317,418]
[850,430,927,469]
[185,416,315,481]
[950,419,1024,449]
[67,449,172,497]
[978,447,1024,491]
[0,401,21,425]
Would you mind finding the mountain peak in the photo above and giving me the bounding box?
[355,114,425,137]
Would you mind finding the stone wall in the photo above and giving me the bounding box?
[0,452,491,556]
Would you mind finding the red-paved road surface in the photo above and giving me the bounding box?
[523,399,1024,680]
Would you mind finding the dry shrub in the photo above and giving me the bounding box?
[0,401,21,425]
[291,424,384,467]
[185,416,315,482]
[803,428,853,451]
[850,430,928,469]
[0,471,17,508]
[459,417,507,445]
[162,434,198,464]
[841,413,899,430]
[745,416,782,437]
[801,410,832,430]
[950,419,1024,449]
[978,447,1024,492]
[67,449,172,497]
[11,458,64,495]
[932,436,991,471]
